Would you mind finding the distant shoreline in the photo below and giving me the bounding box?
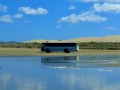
[0,48,120,56]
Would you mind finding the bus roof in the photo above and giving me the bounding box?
[42,42,77,44]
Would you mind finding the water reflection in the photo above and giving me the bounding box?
[60,70,120,90]
[0,73,46,90]
[41,55,120,68]
[41,56,82,69]
[0,55,120,90]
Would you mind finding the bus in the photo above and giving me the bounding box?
[41,42,79,53]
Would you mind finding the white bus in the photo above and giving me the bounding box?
[41,42,79,53]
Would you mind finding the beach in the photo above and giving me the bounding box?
[0,48,120,56]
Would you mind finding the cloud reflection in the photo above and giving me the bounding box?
[15,77,46,90]
[0,73,46,90]
[0,74,11,90]
[61,72,120,90]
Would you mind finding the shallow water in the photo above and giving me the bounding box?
[0,55,120,90]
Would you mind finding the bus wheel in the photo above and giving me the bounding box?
[45,49,51,53]
[64,48,70,53]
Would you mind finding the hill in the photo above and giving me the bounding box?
[25,35,120,43]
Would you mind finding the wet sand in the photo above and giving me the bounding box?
[0,48,120,56]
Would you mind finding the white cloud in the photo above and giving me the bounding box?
[105,0,120,3]
[0,3,7,12]
[13,14,23,18]
[23,20,29,23]
[69,0,78,2]
[93,3,120,13]
[56,25,61,29]
[19,6,48,15]
[59,11,107,23]
[69,0,98,3]
[68,5,76,10]
[80,0,98,3]
[106,26,117,30]
[74,0,120,3]
[0,15,12,23]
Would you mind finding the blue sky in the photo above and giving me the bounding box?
[0,0,120,42]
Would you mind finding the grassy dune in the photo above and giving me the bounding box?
[0,48,120,56]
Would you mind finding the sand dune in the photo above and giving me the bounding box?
[25,35,120,43]
[25,39,66,43]
[67,36,120,42]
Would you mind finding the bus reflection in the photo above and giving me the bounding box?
[41,56,81,69]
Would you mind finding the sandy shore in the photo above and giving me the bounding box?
[0,48,120,56]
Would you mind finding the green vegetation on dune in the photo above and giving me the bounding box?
[0,41,120,50]
[79,42,120,50]
[0,42,41,48]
